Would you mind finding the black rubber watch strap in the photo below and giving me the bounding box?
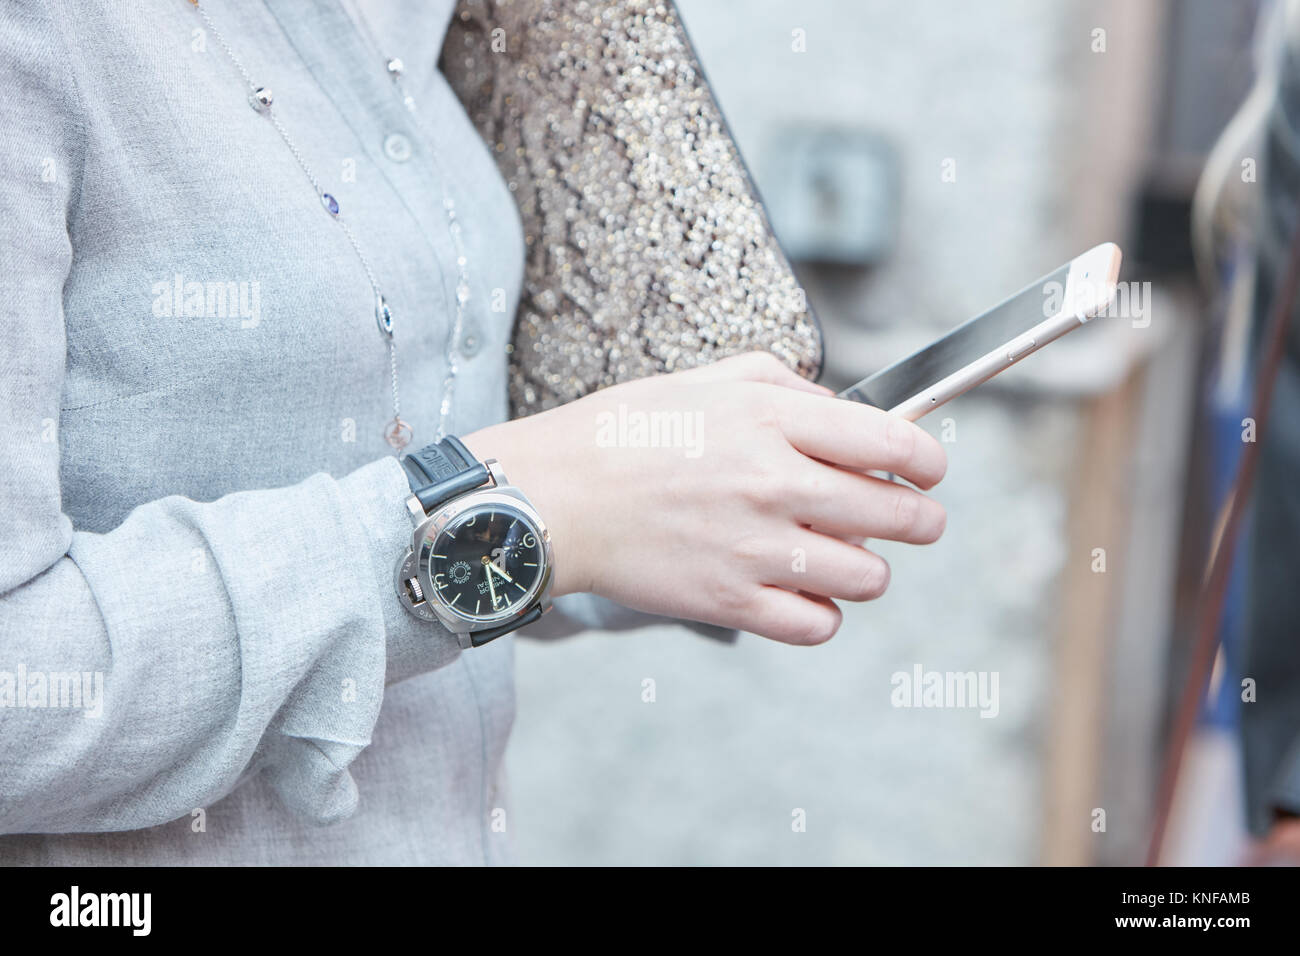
[401,436,490,512]
[470,606,543,647]
[401,435,473,484]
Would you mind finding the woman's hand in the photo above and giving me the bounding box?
[462,352,947,644]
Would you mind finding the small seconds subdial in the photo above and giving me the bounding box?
[427,507,544,623]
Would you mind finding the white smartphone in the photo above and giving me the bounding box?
[838,243,1123,419]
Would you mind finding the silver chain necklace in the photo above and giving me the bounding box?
[189,0,471,451]
[345,3,471,445]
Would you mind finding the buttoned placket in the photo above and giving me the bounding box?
[261,0,480,378]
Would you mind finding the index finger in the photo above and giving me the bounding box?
[771,388,948,490]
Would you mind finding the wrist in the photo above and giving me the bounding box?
[394,434,554,644]
[338,457,462,680]
[460,418,594,600]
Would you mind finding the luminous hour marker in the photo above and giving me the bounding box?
[475,599,481,614]
[432,554,447,559]
[523,562,537,567]
[448,592,460,606]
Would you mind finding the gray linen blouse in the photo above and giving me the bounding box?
[0,0,688,865]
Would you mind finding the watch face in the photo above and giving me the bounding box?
[425,505,546,624]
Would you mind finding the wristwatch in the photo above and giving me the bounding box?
[394,436,553,648]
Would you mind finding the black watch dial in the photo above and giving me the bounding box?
[425,505,545,623]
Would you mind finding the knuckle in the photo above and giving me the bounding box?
[851,555,891,601]
[737,458,784,509]
[795,466,830,504]
[729,350,782,382]
[882,416,916,468]
[729,533,768,569]
[891,490,922,538]
[737,470,775,509]
[715,353,748,375]
[743,388,786,433]
[715,578,756,617]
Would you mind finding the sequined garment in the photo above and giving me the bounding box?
[441,0,824,417]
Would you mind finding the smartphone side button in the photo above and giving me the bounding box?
[1007,337,1036,362]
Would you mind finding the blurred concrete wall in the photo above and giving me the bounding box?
[507,0,1165,865]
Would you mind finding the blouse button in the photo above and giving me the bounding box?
[383,132,413,163]
[459,320,482,357]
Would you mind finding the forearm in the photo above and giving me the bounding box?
[0,456,457,834]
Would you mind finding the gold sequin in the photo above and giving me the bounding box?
[443,0,824,417]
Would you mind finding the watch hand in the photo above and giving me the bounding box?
[486,560,514,585]
[484,559,501,608]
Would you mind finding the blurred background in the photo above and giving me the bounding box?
[508,0,1293,864]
